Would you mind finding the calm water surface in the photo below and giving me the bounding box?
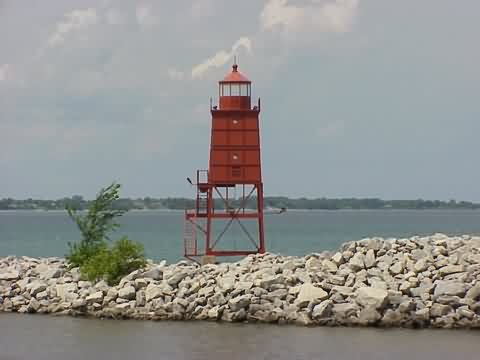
[0,313,479,360]
[1,210,480,261]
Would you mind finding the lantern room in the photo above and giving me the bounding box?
[218,64,252,110]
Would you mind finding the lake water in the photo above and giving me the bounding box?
[2,210,480,359]
[0,313,479,360]
[1,210,480,261]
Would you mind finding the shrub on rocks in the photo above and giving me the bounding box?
[65,183,146,285]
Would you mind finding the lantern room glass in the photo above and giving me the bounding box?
[220,83,251,97]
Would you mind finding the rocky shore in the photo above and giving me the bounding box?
[1,233,480,328]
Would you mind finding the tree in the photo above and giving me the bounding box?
[66,182,146,285]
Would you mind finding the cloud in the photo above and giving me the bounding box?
[136,4,158,27]
[167,68,185,80]
[260,0,359,34]
[48,8,98,47]
[105,9,126,25]
[0,63,12,81]
[191,37,252,79]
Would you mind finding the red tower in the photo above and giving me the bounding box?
[184,63,265,262]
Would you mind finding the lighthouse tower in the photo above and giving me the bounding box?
[184,63,265,262]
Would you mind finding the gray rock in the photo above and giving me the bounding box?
[357,306,381,325]
[228,295,251,312]
[390,262,404,275]
[322,260,338,272]
[433,281,468,298]
[414,259,429,273]
[305,257,322,272]
[295,283,328,308]
[430,304,452,317]
[466,284,480,300]
[118,285,136,300]
[145,284,163,302]
[0,270,20,281]
[27,280,47,296]
[86,291,104,305]
[364,249,376,269]
[136,290,146,307]
[331,252,344,265]
[72,298,87,309]
[349,253,365,271]
[142,267,163,280]
[312,300,332,319]
[356,287,389,309]
[415,308,430,321]
[438,265,464,276]
[166,271,188,287]
[332,303,358,318]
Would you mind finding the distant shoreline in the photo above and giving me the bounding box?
[2,197,480,211]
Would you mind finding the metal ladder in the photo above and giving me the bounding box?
[183,215,197,257]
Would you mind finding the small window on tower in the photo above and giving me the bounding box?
[232,119,238,125]
[232,166,241,177]
[232,154,239,160]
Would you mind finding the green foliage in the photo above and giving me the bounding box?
[65,182,146,285]
[81,237,146,285]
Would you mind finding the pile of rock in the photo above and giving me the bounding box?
[1,233,480,328]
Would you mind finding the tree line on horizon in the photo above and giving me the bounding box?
[1,196,479,211]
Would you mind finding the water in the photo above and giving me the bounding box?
[2,211,480,358]
[0,313,479,360]
[1,210,480,261]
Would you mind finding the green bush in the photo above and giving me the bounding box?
[66,182,146,285]
[81,237,146,285]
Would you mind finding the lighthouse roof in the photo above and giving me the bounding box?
[220,64,251,83]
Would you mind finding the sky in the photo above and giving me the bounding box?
[1,0,479,201]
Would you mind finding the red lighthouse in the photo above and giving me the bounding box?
[184,63,265,262]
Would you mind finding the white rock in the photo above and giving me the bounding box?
[364,249,376,269]
[295,283,328,308]
[118,285,136,300]
[356,287,389,309]
[349,253,365,271]
[228,295,251,312]
[438,265,464,276]
[0,270,20,281]
[27,280,47,296]
[433,281,467,298]
[389,261,404,275]
[145,284,163,302]
[86,291,103,305]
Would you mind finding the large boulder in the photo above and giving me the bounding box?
[145,284,163,301]
[364,249,376,269]
[295,283,328,308]
[166,271,188,287]
[118,285,136,300]
[349,253,365,271]
[312,300,332,319]
[86,291,104,305]
[356,287,389,309]
[142,267,163,280]
[27,280,47,297]
[0,270,20,281]
[228,295,251,312]
[433,281,468,298]
[438,265,464,277]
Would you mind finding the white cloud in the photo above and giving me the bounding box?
[191,37,252,79]
[106,9,126,25]
[48,8,98,47]
[190,0,215,19]
[136,5,158,27]
[260,0,359,34]
[167,68,185,80]
[0,64,12,81]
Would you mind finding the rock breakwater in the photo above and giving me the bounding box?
[1,234,480,328]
